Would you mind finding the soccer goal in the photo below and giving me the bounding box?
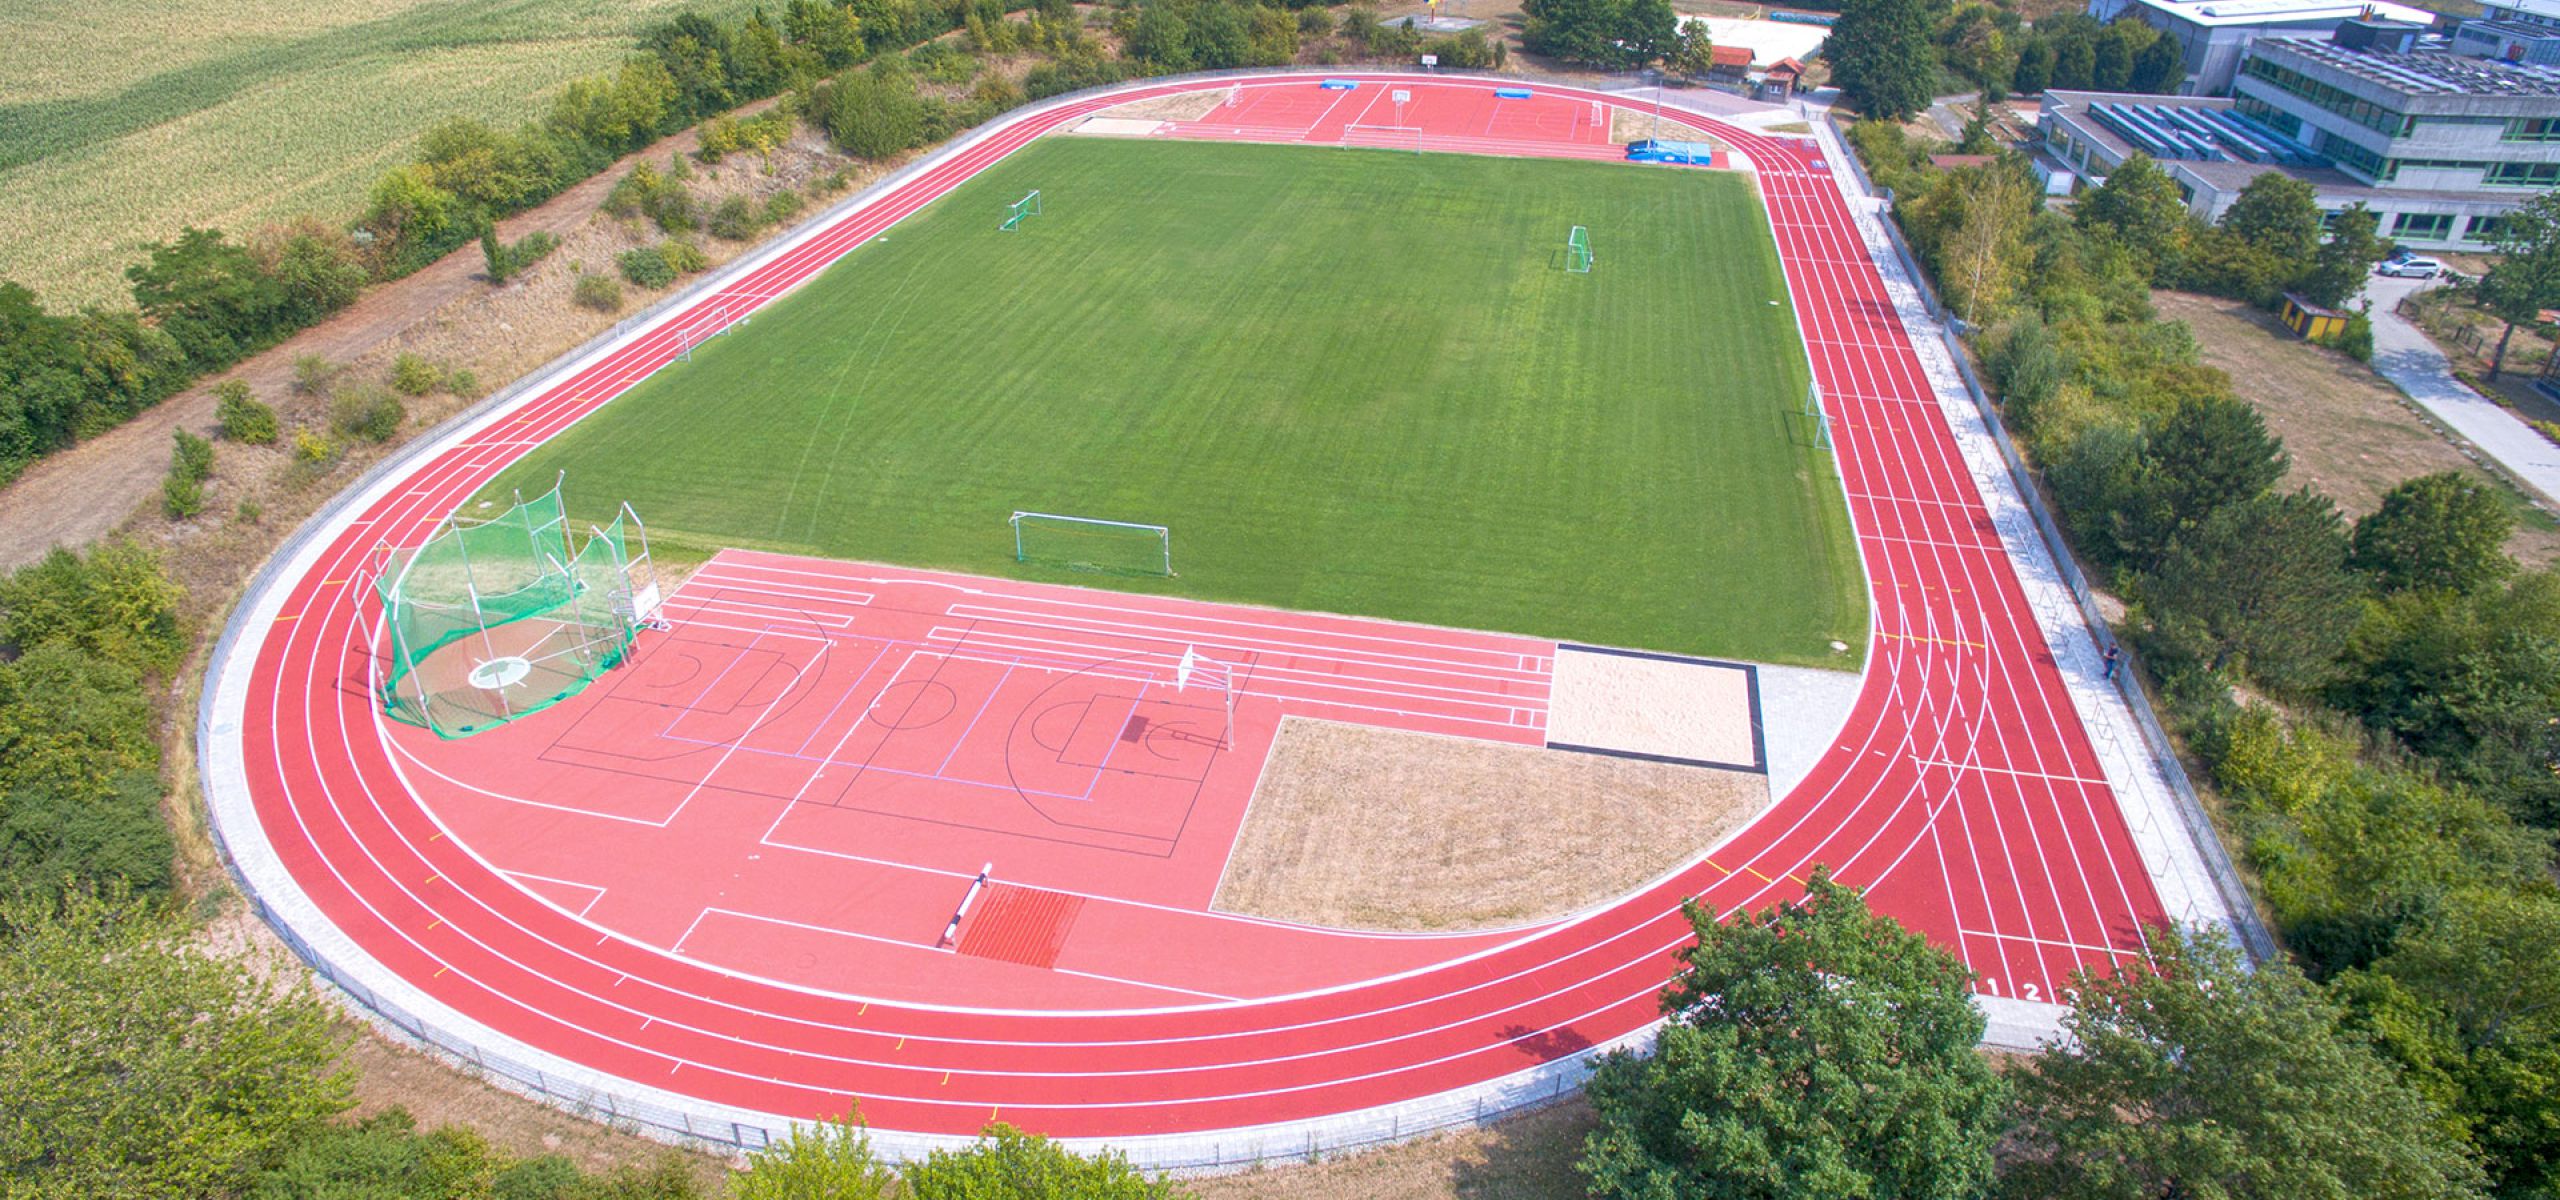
[1567,225,1594,273]
[1010,511,1171,576]
[371,482,658,739]
[1001,189,1042,232]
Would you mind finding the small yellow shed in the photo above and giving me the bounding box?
[2279,293,2348,341]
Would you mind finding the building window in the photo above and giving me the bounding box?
[2393,212,2456,240]
[2470,214,2514,242]
[2235,95,2302,138]
[2505,117,2560,142]
[2239,57,2416,138]
[2488,161,2560,187]
[2327,138,2392,182]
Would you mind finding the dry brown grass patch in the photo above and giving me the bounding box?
[1188,1096,1596,1200]
[2154,290,2560,567]
[1608,105,1722,146]
[1214,719,1767,932]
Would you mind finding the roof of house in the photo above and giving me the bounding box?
[2123,0,2434,29]
[1710,44,1754,67]
[1767,56,1807,75]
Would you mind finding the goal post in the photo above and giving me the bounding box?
[1010,511,1171,576]
[1001,189,1042,232]
[1566,225,1594,273]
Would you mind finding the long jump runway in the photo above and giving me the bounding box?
[209,76,2187,1152]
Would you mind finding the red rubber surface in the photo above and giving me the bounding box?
[232,76,2168,1139]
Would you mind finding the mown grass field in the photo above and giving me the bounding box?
[0,0,751,308]
[492,138,1866,664]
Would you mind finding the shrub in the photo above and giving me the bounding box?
[710,194,762,241]
[291,428,336,465]
[236,499,263,524]
[213,381,278,444]
[330,385,405,443]
[291,354,336,396]
[446,369,480,398]
[764,189,805,225]
[618,247,678,289]
[161,473,204,519]
[817,168,852,194]
[389,353,442,396]
[170,428,214,483]
[573,273,623,312]
[659,239,708,275]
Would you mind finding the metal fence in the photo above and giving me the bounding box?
[1820,114,2275,962]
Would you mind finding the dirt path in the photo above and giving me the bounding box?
[0,106,771,573]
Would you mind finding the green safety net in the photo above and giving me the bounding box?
[375,486,642,739]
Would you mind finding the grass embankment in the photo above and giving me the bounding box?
[495,137,1866,664]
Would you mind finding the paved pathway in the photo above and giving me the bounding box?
[2365,273,2560,505]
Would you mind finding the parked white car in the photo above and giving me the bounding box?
[2378,256,2446,279]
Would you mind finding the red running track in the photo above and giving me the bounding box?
[216,75,2169,1143]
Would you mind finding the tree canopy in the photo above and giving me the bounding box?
[2003,928,2488,1200]
[1579,867,2008,1199]
[1827,0,1936,121]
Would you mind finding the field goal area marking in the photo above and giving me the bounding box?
[1001,189,1042,231]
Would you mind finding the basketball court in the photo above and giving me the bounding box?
[387,550,1684,1009]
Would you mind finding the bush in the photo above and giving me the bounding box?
[764,189,805,225]
[213,381,278,444]
[2323,311,2374,363]
[659,239,708,275]
[618,247,678,289]
[710,194,763,241]
[290,354,336,396]
[161,473,204,520]
[573,273,623,312]
[236,499,262,524]
[389,353,442,396]
[169,428,214,483]
[291,428,336,466]
[816,168,853,194]
[330,385,405,443]
[446,369,479,398]
[910,39,980,84]
[0,539,188,674]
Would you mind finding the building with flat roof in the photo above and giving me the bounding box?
[2087,0,2436,94]
[2040,41,2559,252]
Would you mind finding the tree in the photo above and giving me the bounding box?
[2002,927,2489,1200]
[902,1124,1179,1198]
[0,891,352,1198]
[2350,472,2517,596]
[2142,488,2364,689]
[2129,23,2183,92]
[2013,36,2055,93]
[0,538,187,675]
[734,1117,898,1199]
[1671,23,1716,78]
[2075,153,2188,271]
[126,226,291,369]
[2300,202,2388,309]
[821,63,927,159]
[1522,0,1631,66]
[2221,171,2322,264]
[1827,0,1936,121]
[2113,392,2289,568]
[2478,191,2560,380]
[1578,867,2008,1199]
[1619,0,1680,66]
[2333,569,2560,826]
[2355,888,2560,1197]
[1941,166,2034,326]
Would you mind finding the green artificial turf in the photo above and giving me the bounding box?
[489,137,1866,665]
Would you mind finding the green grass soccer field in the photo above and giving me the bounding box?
[489,137,1866,665]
